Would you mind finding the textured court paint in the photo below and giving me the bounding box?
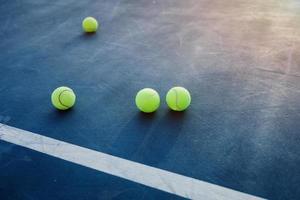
[0,124,264,200]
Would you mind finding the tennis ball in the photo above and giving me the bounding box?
[166,87,191,111]
[135,88,160,113]
[82,17,98,33]
[51,86,76,110]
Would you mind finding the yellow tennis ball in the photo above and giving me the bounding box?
[166,87,191,111]
[82,17,98,33]
[135,88,160,113]
[51,86,76,110]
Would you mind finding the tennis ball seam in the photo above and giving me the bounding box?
[58,89,73,108]
[173,88,181,111]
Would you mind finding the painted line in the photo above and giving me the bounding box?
[0,124,264,200]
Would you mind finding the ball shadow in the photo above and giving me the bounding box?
[46,108,76,125]
[110,109,188,165]
[137,111,157,121]
[166,109,187,119]
[109,111,157,158]
[131,109,187,165]
[79,32,98,40]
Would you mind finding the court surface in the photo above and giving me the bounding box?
[0,0,300,199]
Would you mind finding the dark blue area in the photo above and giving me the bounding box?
[0,0,300,199]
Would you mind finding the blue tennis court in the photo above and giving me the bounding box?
[0,0,300,199]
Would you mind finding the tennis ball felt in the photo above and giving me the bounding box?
[166,87,191,111]
[82,17,98,32]
[51,86,76,110]
[135,88,160,113]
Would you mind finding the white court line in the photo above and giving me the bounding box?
[0,124,264,200]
